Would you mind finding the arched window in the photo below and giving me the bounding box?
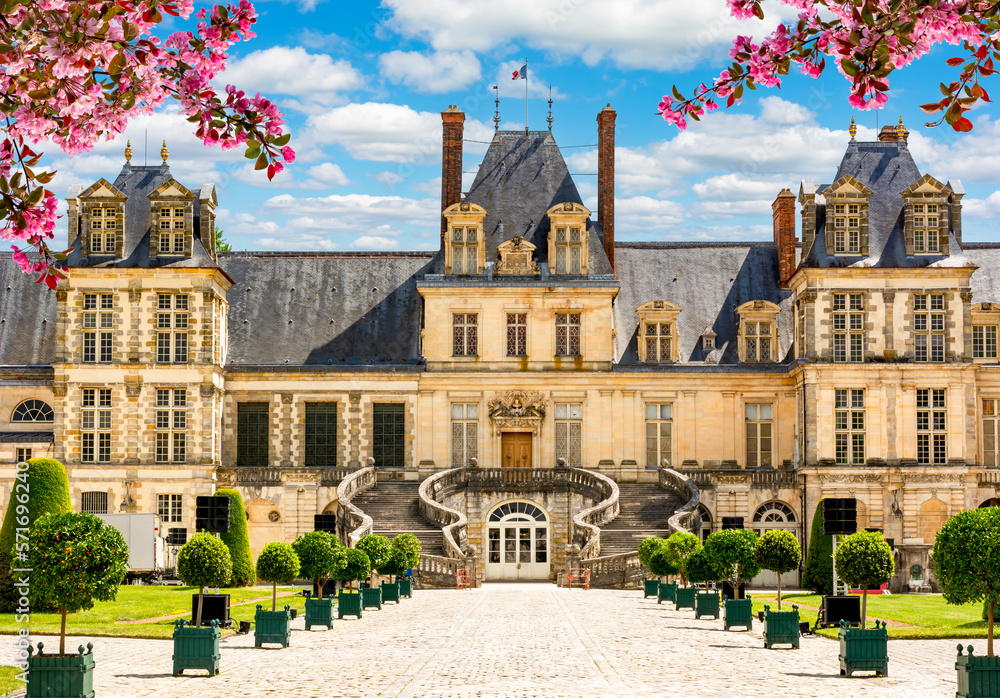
[12,400,53,423]
[698,504,713,541]
[488,500,547,522]
[752,501,797,525]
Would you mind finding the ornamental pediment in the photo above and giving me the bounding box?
[487,390,547,434]
[495,235,539,276]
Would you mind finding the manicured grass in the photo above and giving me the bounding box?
[0,666,25,697]
[0,585,309,640]
[753,591,992,639]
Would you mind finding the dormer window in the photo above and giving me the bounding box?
[554,227,582,274]
[452,227,479,274]
[148,178,195,260]
[546,202,590,276]
[636,300,681,363]
[89,207,118,254]
[903,175,952,256]
[159,207,186,255]
[823,175,871,255]
[831,203,862,253]
[443,202,487,276]
[912,203,940,254]
[737,300,781,363]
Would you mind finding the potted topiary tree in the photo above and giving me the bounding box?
[933,507,1000,695]
[254,542,300,648]
[377,544,408,604]
[215,488,255,587]
[705,529,760,631]
[356,534,390,610]
[292,531,346,631]
[834,530,893,677]
[335,548,371,619]
[686,548,722,620]
[392,533,420,598]
[174,532,232,675]
[647,541,679,605]
[755,529,801,610]
[665,531,702,610]
[639,536,664,598]
[26,512,128,694]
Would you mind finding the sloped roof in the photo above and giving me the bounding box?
[0,255,56,365]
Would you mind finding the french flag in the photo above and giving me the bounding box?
[512,64,527,80]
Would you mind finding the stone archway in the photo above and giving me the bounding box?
[979,498,1000,508]
[918,498,949,544]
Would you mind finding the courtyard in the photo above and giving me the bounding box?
[2,583,979,697]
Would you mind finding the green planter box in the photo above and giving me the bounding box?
[171,620,220,676]
[657,582,677,605]
[27,642,95,698]
[398,577,413,598]
[381,581,401,604]
[956,644,1000,697]
[339,590,363,619]
[695,591,720,620]
[724,595,753,631]
[304,596,335,630]
[644,579,659,598]
[362,586,383,610]
[254,605,292,648]
[763,604,801,649]
[839,620,888,677]
[675,586,697,610]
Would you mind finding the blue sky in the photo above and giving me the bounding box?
[47,0,1000,250]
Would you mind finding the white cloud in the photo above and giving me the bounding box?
[613,196,688,236]
[907,116,1000,184]
[255,233,340,251]
[963,191,1000,219]
[219,46,362,107]
[380,50,482,93]
[264,193,439,232]
[374,171,406,186]
[494,61,566,99]
[350,236,400,250]
[308,163,351,186]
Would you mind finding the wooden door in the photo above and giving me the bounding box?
[501,432,532,468]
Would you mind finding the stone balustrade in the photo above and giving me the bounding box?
[336,465,376,547]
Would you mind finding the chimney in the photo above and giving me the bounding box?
[440,105,465,245]
[597,104,616,271]
[877,125,898,142]
[772,188,797,288]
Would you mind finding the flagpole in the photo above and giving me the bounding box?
[524,57,528,134]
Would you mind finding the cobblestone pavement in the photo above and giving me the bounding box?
[2,583,978,697]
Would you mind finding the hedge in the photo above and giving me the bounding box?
[215,488,255,587]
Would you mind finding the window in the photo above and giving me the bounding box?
[744,322,773,362]
[984,399,1000,468]
[555,313,581,356]
[745,403,773,467]
[83,293,114,363]
[555,404,582,468]
[81,491,108,514]
[158,206,185,254]
[305,402,338,467]
[698,505,712,541]
[11,400,53,423]
[644,322,673,363]
[914,294,945,362]
[166,528,188,546]
[917,388,946,464]
[157,494,182,523]
[15,448,30,463]
[507,313,527,357]
[831,203,861,253]
[82,388,112,463]
[645,403,672,468]
[89,207,116,254]
[974,325,998,359]
[913,203,940,254]
[450,227,479,275]
[832,293,864,362]
[155,389,186,463]
[452,313,478,357]
[372,403,405,467]
[451,404,478,467]
[157,294,189,363]
[835,389,865,465]
[553,227,583,274]
[236,402,269,467]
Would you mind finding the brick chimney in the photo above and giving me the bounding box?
[772,188,797,288]
[441,105,465,245]
[597,105,616,271]
[877,125,898,142]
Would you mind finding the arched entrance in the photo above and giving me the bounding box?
[751,501,799,588]
[485,500,550,580]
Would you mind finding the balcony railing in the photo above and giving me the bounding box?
[337,466,376,547]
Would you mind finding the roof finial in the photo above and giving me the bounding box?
[896,115,907,140]
[124,140,132,164]
[547,86,553,131]
[849,116,857,139]
[493,84,500,131]
[160,139,169,164]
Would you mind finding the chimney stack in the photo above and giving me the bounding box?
[441,105,465,245]
[772,189,797,288]
[597,104,616,271]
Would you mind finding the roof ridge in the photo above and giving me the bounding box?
[219,251,436,259]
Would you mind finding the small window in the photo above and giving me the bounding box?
[12,400,53,423]
[15,448,31,463]
[157,494,183,523]
[81,491,108,514]
[453,314,478,357]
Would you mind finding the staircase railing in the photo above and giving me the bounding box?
[337,465,376,547]
[571,469,619,559]
[418,467,470,559]
[660,467,700,534]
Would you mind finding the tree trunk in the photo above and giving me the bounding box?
[59,609,67,656]
[776,573,782,610]
[989,599,995,657]
[861,584,868,630]
[272,582,277,611]
[195,586,204,628]
[316,577,323,600]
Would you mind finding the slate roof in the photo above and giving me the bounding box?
[0,255,56,365]
[463,131,613,276]
[965,244,1000,302]
[222,252,433,368]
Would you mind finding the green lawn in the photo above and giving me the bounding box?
[751,592,992,639]
[0,666,24,697]
[0,585,309,640]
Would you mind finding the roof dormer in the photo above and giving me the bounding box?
[823,175,873,256]
[443,202,487,276]
[902,175,951,256]
[546,202,590,275]
[148,178,195,259]
[74,178,126,259]
[495,235,539,276]
[636,300,681,363]
[736,300,781,363]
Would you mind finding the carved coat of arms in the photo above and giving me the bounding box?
[487,390,547,434]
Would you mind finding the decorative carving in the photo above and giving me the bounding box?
[268,510,280,522]
[215,470,235,486]
[128,289,142,303]
[883,291,896,303]
[715,475,752,485]
[52,383,67,397]
[961,291,974,303]
[125,384,141,398]
[818,474,885,484]
[800,290,818,302]
[55,290,67,302]
[349,391,361,404]
[200,384,217,399]
[281,393,293,404]
[202,290,216,303]
[901,473,967,484]
[487,390,547,434]
[494,235,539,276]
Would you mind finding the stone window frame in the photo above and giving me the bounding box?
[154,388,187,464]
[982,396,1000,468]
[88,205,120,255]
[972,303,1000,363]
[744,402,773,468]
[148,178,196,259]
[451,403,479,467]
[554,310,583,357]
[546,202,591,276]
[831,291,866,363]
[902,175,952,256]
[912,292,947,363]
[916,388,947,464]
[15,447,31,463]
[236,401,270,467]
[506,312,528,357]
[82,292,115,364]
[644,402,672,468]
[81,491,109,514]
[81,387,112,464]
[157,493,183,523]
[823,175,872,256]
[155,293,190,364]
[75,178,126,259]
[452,312,479,357]
[554,403,583,468]
[636,300,681,364]
[442,202,487,276]
[736,300,781,363]
[834,388,865,465]
[370,401,407,468]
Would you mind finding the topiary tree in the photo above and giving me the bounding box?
[392,533,421,572]
[377,545,409,578]
[648,541,679,579]
[834,530,894,629]
[755,529,802,610]
[0,458,73,611]
[638,536,664,577]
[685,548,721,586]
[704,529,760,600]
[356,534,390,585]
[214,488,255,587]
[29,512,128,655]
[255,542,300,611]
[933,507,1000,656]
[664,531,702,587]
[333,548,371,591]
[177,532,233,629]
[802,498,834,596]
[292,531,345,600]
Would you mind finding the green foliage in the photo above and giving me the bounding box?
[638,536,663,571]
[356,534,391,572]
[333,548,371,586]
[391,533,421,569]
[685,548,721,584]
[647,542,679,578]
[255,541,300,585]
[664,531,702,584]
[834,530,894,589]
[755,529,801,575]
[377,545,409,577]
[802,499,834,596]
[292,531,344,595]
[704,529,760,590]
[214,225,233,253]
[177,533,233,590]
[214,488,254,587]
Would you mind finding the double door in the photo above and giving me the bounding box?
[486,524,549,580]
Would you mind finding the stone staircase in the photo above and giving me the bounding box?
[597,483,685,557]
[350,481,445,556]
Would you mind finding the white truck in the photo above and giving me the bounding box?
[94,513,166,583]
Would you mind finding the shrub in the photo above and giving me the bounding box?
[704,529,760,599]
[334,548,371,590]
[255,542,300,611]
[0,458,73,611]
[638,536,663,574]
[356,534,391,581]
[664,531,702,586]
[29,512,128,655]
[685,548,721,585]
[834,530,894,629]
[292,531,345,600]
[755,529,801,609]
[377,545,409,578]
[177,532,233,627]
[933,507,1000,656]
[214,488,254,587]
[392,533,421,570]
[802,499,833,596]
[647,541,679,578]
